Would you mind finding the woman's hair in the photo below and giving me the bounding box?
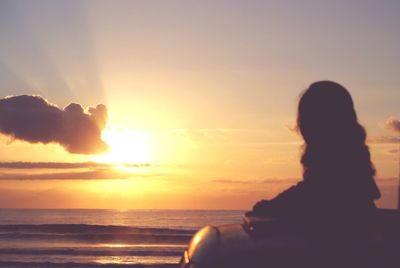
[297,81,380,199]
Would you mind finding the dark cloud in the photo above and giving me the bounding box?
[385,117,400,133]
[0,95,108,154]
[0,161,107,169]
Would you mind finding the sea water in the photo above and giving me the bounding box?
[0,209,244,267]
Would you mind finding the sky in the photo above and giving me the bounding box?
[0,0,399,209]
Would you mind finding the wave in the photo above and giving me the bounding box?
[0,261,177,268]
[0,224,196,235]
[0,246,185,256]
[0,224,194,244]
[0,224,190,266]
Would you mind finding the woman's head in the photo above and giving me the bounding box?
[297,81,379,200]
[297,81,360,144]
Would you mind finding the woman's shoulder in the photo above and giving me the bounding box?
[249,182,309,216]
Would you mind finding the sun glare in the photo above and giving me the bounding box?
[94,127,152,165]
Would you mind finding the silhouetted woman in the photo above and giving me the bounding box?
[249,81,380,237]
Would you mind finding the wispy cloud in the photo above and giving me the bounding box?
[213,179,259,184]
[0,170,131,180]
[368,136,400,144]
[0,161,149,169]
[213,178,299,185]
[0,161,152,180]
[0,95,108,154]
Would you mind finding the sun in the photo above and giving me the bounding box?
[94,127,152,165]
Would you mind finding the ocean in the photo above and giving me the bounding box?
[0,209,245,267]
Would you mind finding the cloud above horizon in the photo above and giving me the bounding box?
[0,161,155,181]
[0,169,131,181]
[385,117,400,133]
[213,178,299,184]
[0,161,150,169]
[0,95,108,154]
[368,135,400,144]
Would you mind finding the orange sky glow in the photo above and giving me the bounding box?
[0,0,399,209]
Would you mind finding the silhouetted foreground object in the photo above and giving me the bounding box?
[249,81,380,236]
[179,209,400,268]
[179,81,399,267]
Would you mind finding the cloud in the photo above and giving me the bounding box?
[385,117,400,133]
[387,148,399,154]
[0,170,131,180]
[0,161,156,180]
[213,179,259,184]
[0,95,108,154]
[213,178,299,184]
[0,161,149,169]
[368,135,400,144]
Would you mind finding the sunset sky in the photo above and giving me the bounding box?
[0,0,399,209]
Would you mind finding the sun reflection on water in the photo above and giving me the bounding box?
[94,255,180,265]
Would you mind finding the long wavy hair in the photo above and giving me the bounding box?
[297,81,380,200]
